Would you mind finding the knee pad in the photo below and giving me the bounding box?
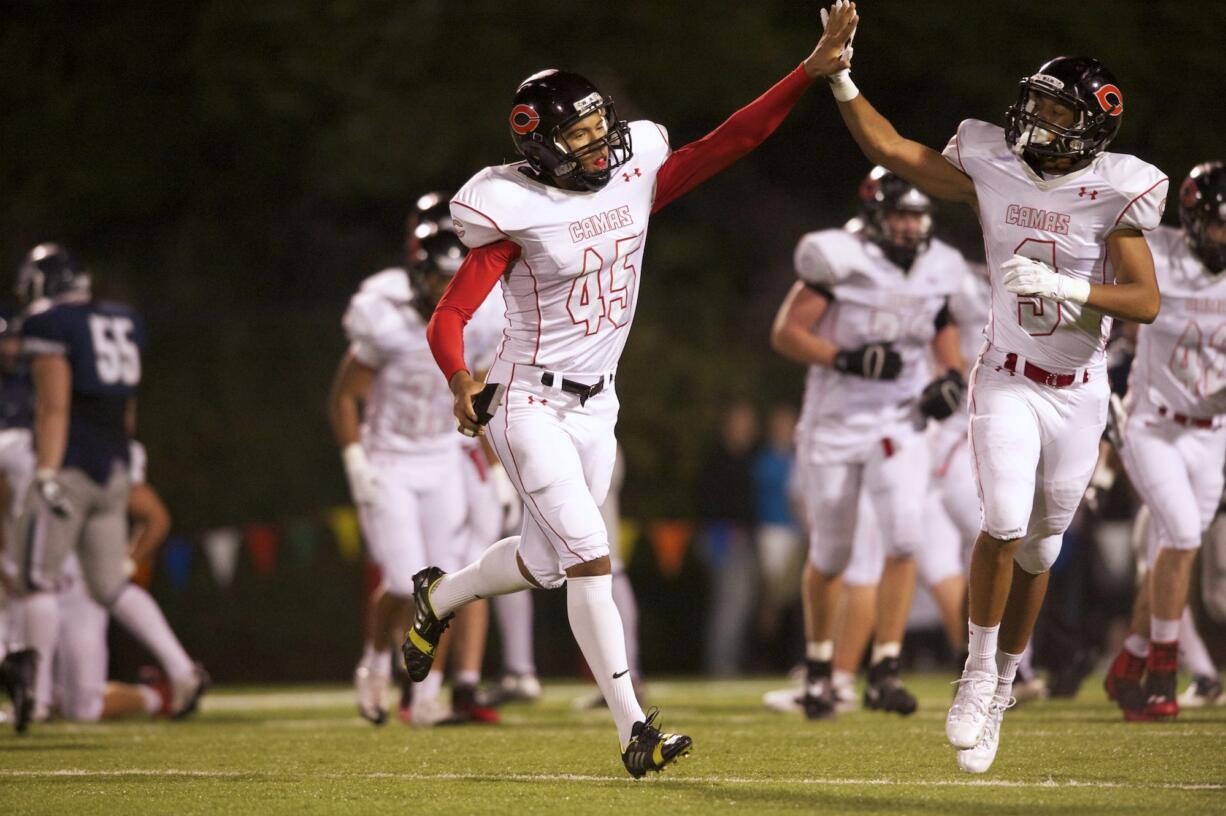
[1014,533,1062,574]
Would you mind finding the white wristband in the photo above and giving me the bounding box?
[35,467,57,483]
[1061,276,1091,306]
[827,69,859,102]
[342,443,368,471]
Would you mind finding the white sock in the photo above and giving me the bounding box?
[370,648,392,677]
[1179,607,1217,678]
[871,641,901,665]
[611,571,640,679]
[832,669,855,690]
[139,684,163,715]
[995,649,1023,697]
[455,669,480,687]
[1124,633,1150,659]
[806,640,834,662]
[359,643,378,670]
[110,584,195,682]
[494,590,536,676]
[1150,616,1180,645]
[416,669,444,705]
[966,621,999,674]
[17,593,58,711]
[567,574,644,748]
[431,536,533,617]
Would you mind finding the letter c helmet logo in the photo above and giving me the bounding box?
[510,104,540,135]
[1093,84,1124,117]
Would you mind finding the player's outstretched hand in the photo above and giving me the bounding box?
[806,1,858,79]
[450,370,486,438]
[1002,254,1091,305]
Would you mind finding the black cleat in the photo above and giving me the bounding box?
[863,657,917,716]
[402,567,453,682]
[172,663,211,720]
[0,649,36,734]
[802,659,837,720]
[621,708,692,779]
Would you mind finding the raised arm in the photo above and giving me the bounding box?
[809,3,977,205]
[651,2,860,212]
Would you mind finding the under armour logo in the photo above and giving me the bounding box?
[527,396,547,406]
[1078,187,1098,201]
[622,168,642,181]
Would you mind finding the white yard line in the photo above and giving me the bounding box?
[0,769,1221,791]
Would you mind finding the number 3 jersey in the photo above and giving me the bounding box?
[21,295,145,484]
[449,120,671,374]
[343,268,505,456]
[793,227,967,455]
[1127,225,1226,418]
[942,119,1168,371]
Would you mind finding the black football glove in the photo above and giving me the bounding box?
[832,343,903,381]
[919,370,967,420]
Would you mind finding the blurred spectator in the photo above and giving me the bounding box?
[697,401,759,676]
[753,405,804,648]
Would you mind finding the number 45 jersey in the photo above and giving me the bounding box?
[1128,225,1226,418]
[449,120,671,374]
[21,296,144,483]
[942,119,1168,372]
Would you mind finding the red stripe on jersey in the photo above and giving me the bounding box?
[1112,177,1169,228]
[520,256,543,365]
[451,200,511,241]
[427,240,521,381]
[651,63,813,214]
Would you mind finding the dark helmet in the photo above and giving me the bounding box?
[508,69,633,192]
[406,191,466,316]
[15,243,90,307]
[1004,56,1123,169]
[1180,162,1226,274]
[858,166,933,269]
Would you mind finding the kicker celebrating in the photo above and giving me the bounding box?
[405,4,860,778]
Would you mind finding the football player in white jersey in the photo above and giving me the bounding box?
[814,4,1166,772]
[771,167,968,719]
[405,7,860,778]
[330,193,500,726]
[1105,162,1226,721]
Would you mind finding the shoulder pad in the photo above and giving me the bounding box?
[794,229,861,287]
[628,120,671,172]
[451,167,531,248]
[943,119,1005,174]
[1098,154,1169,232]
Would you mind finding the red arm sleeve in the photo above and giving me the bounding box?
[652,64,814,213]
[426,239,521,382]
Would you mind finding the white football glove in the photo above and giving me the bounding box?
[342,443,380,506]
[35,468,73,520]
[1002,254,1091,305]
[489,462,523,537]
[819,1,857,63]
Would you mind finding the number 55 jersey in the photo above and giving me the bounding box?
[21,294,144,483]
[942,119,1167,371]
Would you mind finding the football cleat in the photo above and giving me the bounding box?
[1104,648,1150,721]
[762,686,804,714]
[354,664,389,726]
[484,673,543,707]
[448,684,500,725]
[171,663,210,720]
[1143,642,1180,720]
[802,677,838,721]
[956,694,1014,774]
[0,649,37,734]
[409,696,454,728]
[863,657,917,716]
[621,708,692,779]
[402,567,454,683]
[1178,675,1224,708]
[1011,666,1049,705]
[946,669,998,749]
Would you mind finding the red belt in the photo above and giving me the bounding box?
[1002,353,1089,388]
[1158,406,1214,429]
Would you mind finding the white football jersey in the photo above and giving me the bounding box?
[450,120,671,374]
[1128,225,1226,417]
[344,268,457,455]
[951,264,992,367]
[466,285,507,375]
[794,228,968,433]
[942,119,1168,371]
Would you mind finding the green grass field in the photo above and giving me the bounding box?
[2,675,1223,815]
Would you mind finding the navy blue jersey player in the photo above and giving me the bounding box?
[6,244,204,724]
